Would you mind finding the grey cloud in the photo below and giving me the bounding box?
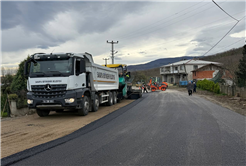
[114,57,122,60]
[36,45,50,49]
[1,1,148,52]
[176,44,188,47]
[1,2,22,30]
[1,1,245,66]
[139,51,146,54]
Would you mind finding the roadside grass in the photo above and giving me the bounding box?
[215,93,227,96]
[1,111,8,117]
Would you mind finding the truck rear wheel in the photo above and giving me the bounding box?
[36,109,50,117]
[113,91,117,104]
[78,96,90,116]
[107,92,113,106]
[91,94,99,112]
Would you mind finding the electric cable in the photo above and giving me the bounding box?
[119,2,223,41]
[209,38,244,55]
[212,0,239,21]
[115,0,207,39]
[202,22,239,56]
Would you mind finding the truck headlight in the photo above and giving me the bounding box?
[65,98,75,103]
[27,99,33,104]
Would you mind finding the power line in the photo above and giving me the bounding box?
[115,0,207,39]
[212,0,239,22]
[201,21,239,56]
[146,20,237,51]
[201,3,245,56]
[119,2,221,41]
[142,10,245,51]
[117,0,230,41]
[209,38,244,55]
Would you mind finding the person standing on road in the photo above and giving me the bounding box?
[193,82,197,93]
[187,81,194,96]
[143,84,148,93]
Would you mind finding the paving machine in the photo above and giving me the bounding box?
[104,64,142,100]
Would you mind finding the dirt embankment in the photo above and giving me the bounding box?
[1,100,134,158]
[171,86,246,116]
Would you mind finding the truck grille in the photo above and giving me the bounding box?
[31,84,67,99]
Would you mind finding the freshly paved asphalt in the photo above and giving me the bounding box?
[2,89,246,166]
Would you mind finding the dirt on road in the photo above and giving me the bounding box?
[1,100,134,158]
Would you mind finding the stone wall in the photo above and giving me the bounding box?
[9,100,36,117]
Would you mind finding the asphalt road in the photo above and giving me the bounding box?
[2,89,246,166]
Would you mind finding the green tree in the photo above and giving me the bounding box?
[10,56,30,108]
[1,73,14,94]
[10,56,29,93]
[235,45,246,87]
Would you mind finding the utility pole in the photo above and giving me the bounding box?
[103,58,109,66]
[107,40,118,64]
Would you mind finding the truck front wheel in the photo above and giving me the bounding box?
[78,96,91,116]
[36,109,50,117]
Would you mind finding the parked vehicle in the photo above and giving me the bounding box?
[24,52,119,117]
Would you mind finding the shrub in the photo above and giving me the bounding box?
[8,94,18,101]
[197,79,220,94]
[16,98,27,109]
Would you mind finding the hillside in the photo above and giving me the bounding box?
[128,56,193,71]
[201,47,243,65]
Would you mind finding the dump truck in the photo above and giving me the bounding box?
[103,64,142,100]
[24,52,119,117]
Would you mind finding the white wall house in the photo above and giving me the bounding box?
[160,59,221,84]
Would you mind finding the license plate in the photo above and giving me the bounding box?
[42,100,54,103]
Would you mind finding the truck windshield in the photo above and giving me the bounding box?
[30,58,73,77]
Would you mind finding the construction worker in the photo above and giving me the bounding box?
[125,71,130,81]
[143,84,148,93]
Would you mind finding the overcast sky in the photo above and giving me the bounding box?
[1,0,245,69]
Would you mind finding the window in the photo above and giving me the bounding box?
[180,65,184,70]
[193,65,198,70]
[175,67,178,70]
[30,57,73,77]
